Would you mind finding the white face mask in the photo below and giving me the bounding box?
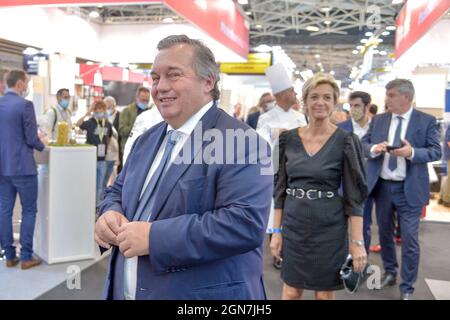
[265,101,276,111]
[21,86,30,98]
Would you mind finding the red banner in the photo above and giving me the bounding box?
[395,0,450,59]
[164,0,249,59]
[0,0,159,5]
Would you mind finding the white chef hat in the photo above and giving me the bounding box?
[265,63,293,95]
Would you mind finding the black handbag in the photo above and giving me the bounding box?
[340,254,362,294]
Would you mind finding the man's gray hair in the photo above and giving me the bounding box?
[386,79,415,102]
[156,34,220,100]
[104,96,116,106]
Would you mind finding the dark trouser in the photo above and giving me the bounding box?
[372,179,422,294]
[0,175,38,261]
[363,196,374,254]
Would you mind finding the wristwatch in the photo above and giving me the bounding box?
[351,239,364,247]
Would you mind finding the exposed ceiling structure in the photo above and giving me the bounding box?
[62,0,404,85]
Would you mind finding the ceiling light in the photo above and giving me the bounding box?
[89,10,100,19]
[255,24,262,29]
[360,39,368,43]
[373,49,380,54]
[356,45,363,50]
[315,54,320,59]
[23,47,39,55]
[245,11,252,15]
[306,26,320,32]
[392,0,403,4]
[163,17,174,23]
[330,70,335,75]
[324,20,331,25]
[320,6,331,12]
[295,70,300,75]
[379,51,387,55]
[376,38,384,43]
[382,31,390,36]
[365,32,373,37]
[238,0,248,4]
[386,25,396,31]
[317,62,322,66]
[320,68,325,72]
[352,50,359,55]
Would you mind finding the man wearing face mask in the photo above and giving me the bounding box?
[0,69,47,269]
[46,88,72,140]
[76,100,113,207]
[118,87,151,158]
[246,92,276,130]
[338,91,373,257]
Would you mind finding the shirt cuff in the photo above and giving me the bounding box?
[370,145,380,158]
[407,147,414,160]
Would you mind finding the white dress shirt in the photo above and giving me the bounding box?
[256,105,307,147]
[351,118,370,140]
[372,107,414,181]
[123,100,214,300]
[123,106,164,164]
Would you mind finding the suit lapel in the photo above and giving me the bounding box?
[125,124,167,221]
[380,112,392,142]
[149,106,221,221]
[405,109,420,142]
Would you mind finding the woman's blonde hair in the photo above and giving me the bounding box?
[302,73,340,104]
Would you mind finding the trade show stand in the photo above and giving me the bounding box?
[34,146,97,264]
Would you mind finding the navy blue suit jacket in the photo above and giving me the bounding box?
[0,92,44,176]
[99,105,273,299]
[246,111,261,129]
[337,119,353,133]
[361,109,441,207]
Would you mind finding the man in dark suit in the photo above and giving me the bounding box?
[0,69,46,269]
[338,91,373,254]
[95,35,273,300]
[361,79,441,300]
[246,92,276,129]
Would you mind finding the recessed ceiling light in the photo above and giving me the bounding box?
[245,11,252,15]
[324,20,331,25]
[376,38,384,43]
[163,17,174,23]
[315,54,320,59]
[320,7,331,12]
[382,31,390,36]
[373,49,380,54]
[379,51,387,55]
[386,25,396,31]
[365,31,373,37]
[360,39,368,43]
[295,70,300,75]
[306,26,320,32]
[356,45,363,50]
[238,0,249,4]
[330,70,335,75]
[255,24,262,29]
[352,50,359,55]
[89,10,100,18]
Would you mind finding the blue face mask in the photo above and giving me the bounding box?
[94,112,105,120]
[137,102,149,110]
[106,109,113,117]
[59,99,70,109]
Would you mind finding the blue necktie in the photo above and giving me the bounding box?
[133,130,179,222]
[388,116,403,171]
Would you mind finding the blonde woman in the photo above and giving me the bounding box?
[270,73,368,300]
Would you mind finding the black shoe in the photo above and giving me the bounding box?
[380,273,397,289]
[272,257,282,270]
[400,292,412,300]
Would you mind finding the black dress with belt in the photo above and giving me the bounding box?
[274,127,368,291]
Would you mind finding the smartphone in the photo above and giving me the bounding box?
[386,144,404,152]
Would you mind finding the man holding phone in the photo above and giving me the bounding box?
[361,79,441,300]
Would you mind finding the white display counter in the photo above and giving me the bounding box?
[34,146,97,264]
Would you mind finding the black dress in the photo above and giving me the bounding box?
[274,128,367,291]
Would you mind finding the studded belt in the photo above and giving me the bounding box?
[286,188,337,200]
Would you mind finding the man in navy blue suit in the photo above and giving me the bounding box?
[338,91,373,254]
[95,35,273,300]
[361,79,441,300]
[0,70,46,269]
[246,92,276,129]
